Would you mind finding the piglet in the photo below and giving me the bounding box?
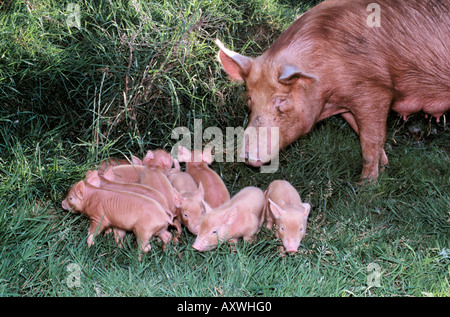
[97,155,143,172]
[104,165,144,183]
[85,169,172,218]
[192,186,265,252]
[61,180,173,260]
[138,149,182,216]
[168,165,209,238]
[265,180,311,253]
[177,146,230,208]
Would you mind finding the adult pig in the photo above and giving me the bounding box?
[216,0,450,182]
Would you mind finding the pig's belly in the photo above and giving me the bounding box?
[391,97,449,120]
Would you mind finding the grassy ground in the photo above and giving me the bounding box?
[0,0,449,297]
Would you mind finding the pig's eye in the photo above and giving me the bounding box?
[280,226,285,232]
[183,213,189,219]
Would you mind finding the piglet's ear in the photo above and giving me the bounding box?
[202,147,213,165]
[301,203,311,218]
[85,170,100,187]
[196,182,205,199]
[102,167,114,180]
[202,200,213,215]
[74,181,85,199]
[173,188,183,209]
[177,146,192,163]
[131,155,143,165]
[278,64,318,85]
[224,206,239,226]
[143,150,155,166]
[268,198,285,219]
[215,39,252,82]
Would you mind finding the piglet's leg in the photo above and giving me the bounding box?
[113,228,126,248]
[158,229,172,251]
[136,233,152,261]
[87,220,109,247]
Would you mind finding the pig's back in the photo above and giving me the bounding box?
[266,180,302,209]
[168,171,198,195]
[111,165,144,183]
[232,186,265,216]
[187,166,230,208]
[89,187,169,229]
[269,0,450,117]
[138,167,176,210]
[100,178,170,211]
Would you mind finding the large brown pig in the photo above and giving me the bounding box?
[61,181,173,260]
[216,0,449,182]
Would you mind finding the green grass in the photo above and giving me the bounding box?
[0,0,449,297]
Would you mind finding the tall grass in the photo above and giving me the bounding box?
[0,0,449,297]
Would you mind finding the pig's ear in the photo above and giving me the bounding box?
[131,155,143,165]
[301,203,311,218]
[268,198,285,219]
[85,170,100,187]
[74,181,85,199]
[173,188,183,208]
[202,147,213,165]
[202,200,213,215]
[143,150,155,166]
[172,158,181,170]
[223,206,239,225]
[160,152,174,170]
[177,146,192,162]
[103,167,114,180]
[278,64,318,86]
[215,39,252,82]
[196,182,205,199]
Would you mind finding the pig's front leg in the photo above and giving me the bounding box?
[341,111,389,170]
[356,108,389,183]
[87,218,110,247]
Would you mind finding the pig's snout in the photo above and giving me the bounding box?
[192,240,204,251]
[285,247,299,254]
[192,238,212,252]
[240,134,264,167]
[240,125,279,167]
[61,199,69,211]
[283,240,300,253]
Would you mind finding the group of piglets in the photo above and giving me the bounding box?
[61,146,311,259]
